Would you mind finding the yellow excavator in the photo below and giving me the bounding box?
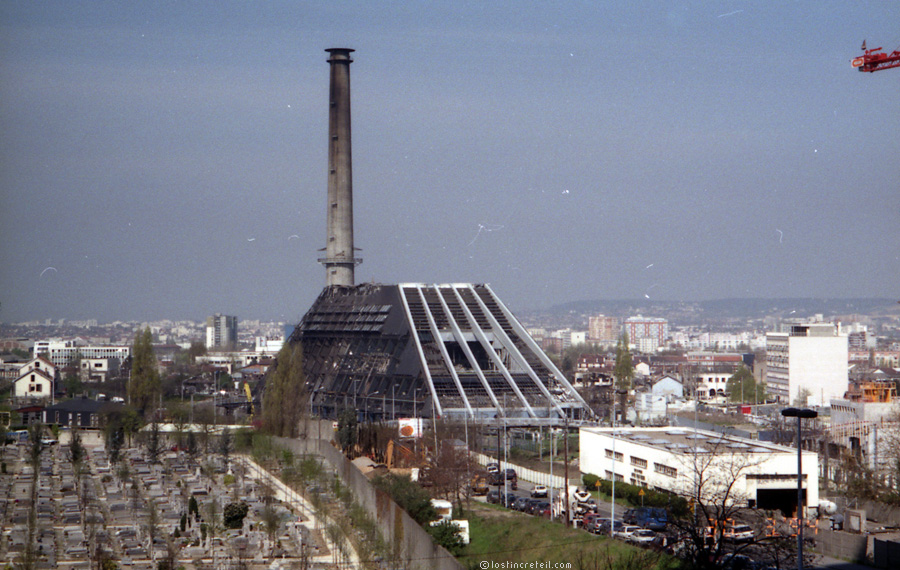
[244,382,254,417]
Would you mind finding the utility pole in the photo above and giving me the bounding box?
[610,393,617,537]
[564,413,570,527]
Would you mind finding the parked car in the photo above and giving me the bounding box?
[512,496,530,511]
[720,553,754,570]
[723,524,755,543]
[486,490,500,504]
[628,529,656,544]
[489,471,518,490]
[624,507,667,530]
[531,484,548,498]
[486,462,499,473]
[523,498,543,514]
[613,525,642,540]
[581,513,604,533]
[532,501,551,517]
[500,493,518,508]
[597,519,626,535]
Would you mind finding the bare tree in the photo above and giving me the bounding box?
[669,435,812,570]
[428,441,475,514]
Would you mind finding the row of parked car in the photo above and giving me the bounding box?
[485,489,553,517]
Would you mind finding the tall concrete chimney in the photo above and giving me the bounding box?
[320,48,360,287]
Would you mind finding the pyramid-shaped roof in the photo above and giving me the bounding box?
[290,283,592,425]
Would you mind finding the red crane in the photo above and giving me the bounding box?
[851,40,900,72]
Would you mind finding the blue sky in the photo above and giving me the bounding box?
[2,1,899,323]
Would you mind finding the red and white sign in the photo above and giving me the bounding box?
[398,418,423,438]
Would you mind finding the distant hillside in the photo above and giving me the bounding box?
[522,298,900,327]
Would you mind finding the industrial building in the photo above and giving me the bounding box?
[272,48,591,425]
[580,426,818,516]
[291,282,591,423]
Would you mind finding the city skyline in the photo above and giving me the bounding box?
[2,2,899,323]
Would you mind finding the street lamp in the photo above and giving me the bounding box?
[781,407,818,570]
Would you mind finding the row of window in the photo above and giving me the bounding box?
[655,463,678,478]
[604,449,678,480]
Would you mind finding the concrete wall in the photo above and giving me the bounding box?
[860,499,900,527]
[812,527,869,563]
[276,437,463,570]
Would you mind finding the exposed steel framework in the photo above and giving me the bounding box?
[289,282,594,425]
[852,43,900,73]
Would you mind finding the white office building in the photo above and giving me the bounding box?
[765,323,848,407]
[580,427,818,516]
[32,339,130,367]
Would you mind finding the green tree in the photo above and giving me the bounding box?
[63,370,84,397]
[613,333,634,390]
[129,327,161,417]
[218,427,233,470]
[223,501,249,529]
[336,408,358,453]
[725,366,765,404]
[185,430,199,464]
[68,428,85,467]
[793,387,812,407]
[144,421,162,464]
[188,341,207,362]
[261,342,307,437]
[560,343,601,379]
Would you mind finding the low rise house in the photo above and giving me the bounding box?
[43,398,112,428]
[13,356,57,402]
[79,357,121,383]
[651,376,684,401]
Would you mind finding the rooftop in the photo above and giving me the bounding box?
[581,426,809,456]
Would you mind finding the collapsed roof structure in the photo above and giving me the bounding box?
[291,282,592,424]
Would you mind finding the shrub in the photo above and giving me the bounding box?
[581,473,688,515]
[427,521,466,555]
[372,473,437,525]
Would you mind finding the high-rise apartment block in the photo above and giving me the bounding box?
[206,314,238,350]
[623,315,668,350]
[588,315,620,344]
[765,322,848,407]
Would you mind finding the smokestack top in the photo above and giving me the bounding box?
[320,46,359,287]
[326,48,354,63]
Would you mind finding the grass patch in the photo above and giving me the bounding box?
[458,502,680,570]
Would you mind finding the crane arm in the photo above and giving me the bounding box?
[852,45,900,73]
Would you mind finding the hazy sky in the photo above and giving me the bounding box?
[2,1,899,324]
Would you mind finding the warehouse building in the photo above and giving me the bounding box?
[580,426,818,517]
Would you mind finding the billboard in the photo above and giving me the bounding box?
[398,418,423,438]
